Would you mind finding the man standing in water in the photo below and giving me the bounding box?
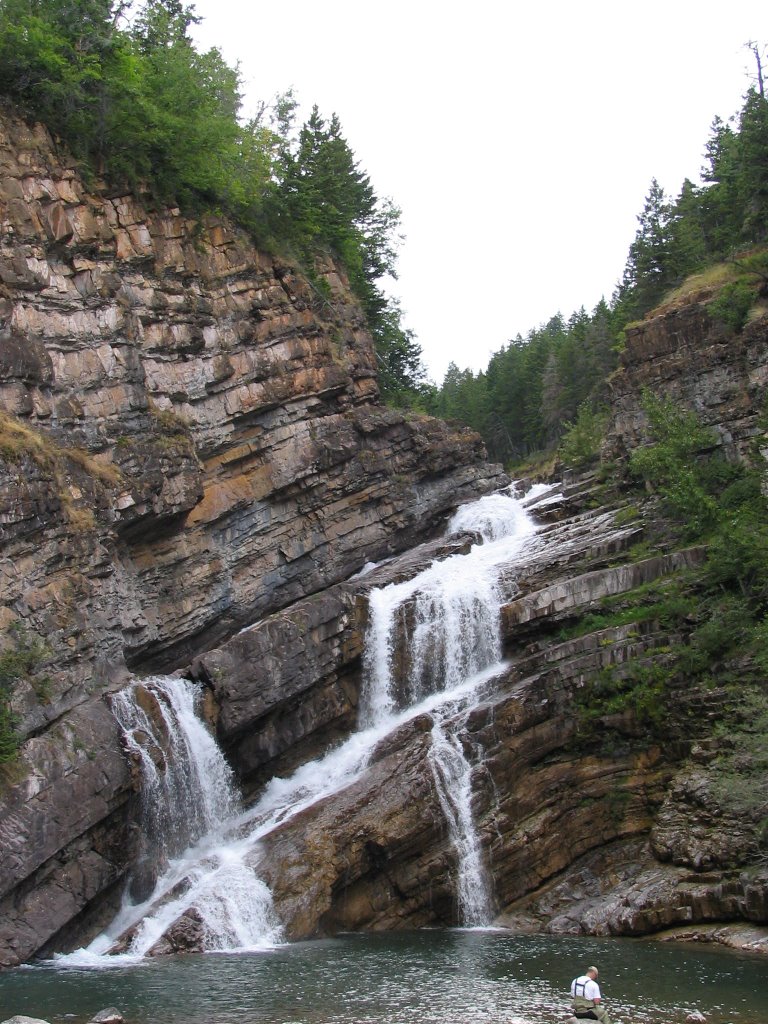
[570,965,612,1023]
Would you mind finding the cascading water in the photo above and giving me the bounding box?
[428,716,494,927]
[360,490,540,727]
[69,677,284,962]
[60,484,549,964]
[111,677,238,867]
[359,489,544,924]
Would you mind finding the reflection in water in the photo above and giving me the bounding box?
[3,932,766,1024]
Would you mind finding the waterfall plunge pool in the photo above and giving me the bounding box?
[2,931,766,1024]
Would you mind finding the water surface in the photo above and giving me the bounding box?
[1,931,765,1024]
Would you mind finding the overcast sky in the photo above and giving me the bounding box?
[191,0,765,383]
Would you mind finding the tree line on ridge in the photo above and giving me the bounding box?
[428,56,768,464]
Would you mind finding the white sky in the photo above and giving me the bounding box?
[191,0,766,383]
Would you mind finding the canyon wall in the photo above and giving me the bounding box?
[0,110,505,966]
[1,106,767,968]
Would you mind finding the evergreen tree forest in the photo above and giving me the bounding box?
[430,53,768,465]
[0,0,426,403]
[0,5,766,433]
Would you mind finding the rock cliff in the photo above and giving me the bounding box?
[0,110,505,966]
[1,107,767,969]
[608,290,768,462]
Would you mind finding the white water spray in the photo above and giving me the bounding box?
[64,677,284,963]
[111,677,237,862]
[61,485,548,962]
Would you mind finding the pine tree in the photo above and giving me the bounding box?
[667,178,708,281]
[737,88,768,243]
[699,115,741,257]
[616,178,674,320]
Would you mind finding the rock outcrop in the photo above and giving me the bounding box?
[0,110,505,966]
[608,295,768,461]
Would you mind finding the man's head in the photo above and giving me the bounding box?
[587,967,599,979]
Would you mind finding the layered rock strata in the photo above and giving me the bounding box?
[608,297,768,460]
[2,103,768,969]
[0,110,505,966]
[214,492,766,951]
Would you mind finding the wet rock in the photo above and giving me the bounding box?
[1,1018,53,1024]
[89,1010,125,1024]
[147,909,206,956]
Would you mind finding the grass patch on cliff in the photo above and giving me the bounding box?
[652,250,768,324]
[653,262,741,314]
[0,410,55,464]
[148,402,193,437]
[0,411,122,485]
[557,576,693,644]
[0,410,122,530]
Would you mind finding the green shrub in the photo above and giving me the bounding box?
[706,508,768,607]
[0,701,19,765]
[629,392,720,539]
[558,403,609,469]
[707,279,757,332]
[0,623,51,763]
[575,663,669,736]
[710,689,768,823]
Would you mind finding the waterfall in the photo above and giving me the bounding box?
[359,488,544,925]
[428,717,493,927]
[111,677,237,865]
[360,490,540,728]
[59,484,548,963]
[66,677,284,963]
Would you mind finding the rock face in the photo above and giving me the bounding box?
[125,485,766,954]
[0,110,505,966]
[608,296,768,461]
[2,107,768,969]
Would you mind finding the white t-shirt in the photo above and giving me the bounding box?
[571,975,601,1001]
